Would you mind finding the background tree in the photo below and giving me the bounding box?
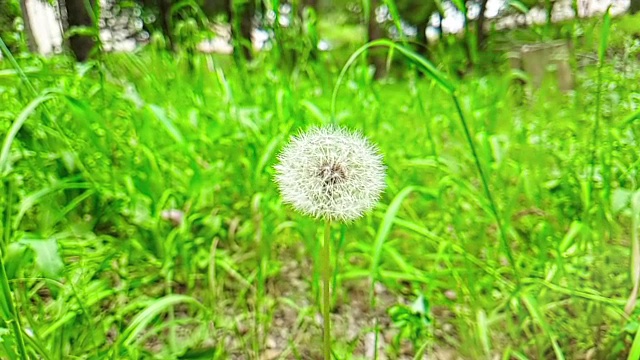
[367,0,439,77]
[231,0,256,60]
[157,0,175,49]
[476,0,489,49]
[63,0,97,61]
[396,0,439,57]
[631,0,640,14]
[367,0,387,78]
[136,0,176,49]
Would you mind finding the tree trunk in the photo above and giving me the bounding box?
[64,0,95,61]
[239,1,254,60]
[367,0,387,78]
[231,0,255,61]
[631,0,640,14]
[477,0,489,50]
[157,0,175,50]
[416,20,429,59]
[19,0,38,52]
[437,11,443,41]
[202,0,228,17]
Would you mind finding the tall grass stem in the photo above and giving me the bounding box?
[1,180,28,359]
[452,95,519,282]
[0,36,38,96]
[587,8,611,218]
[0,255,28,359]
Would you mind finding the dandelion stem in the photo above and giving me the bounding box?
[322,219,332,360]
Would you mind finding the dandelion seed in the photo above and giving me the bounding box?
[274,126,386,222]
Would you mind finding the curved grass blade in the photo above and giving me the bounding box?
[629,322,640,360]
[118,294,207,348]
[331,39,456,123]
[521,294,565,360]
[622,108,640,127]
[382,0,408,43]
[146,105,185,145]
[254,134,283,184]
[369,186,435,304]
[507,0,530,13]
[13,180,90,229]
[0,94,56,176]
[598,8,611,63]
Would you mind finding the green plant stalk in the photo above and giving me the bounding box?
[585,8,610,241]
[0,253,28,360]
[322,220,332,360]
[0,37,37,97]
[412,79,437,156]
[452,95,519,282]
[1,180,28,360]
[2,180,12,252]
[166,268,177,354]
[586,64,603,219]
[628,314,640,360]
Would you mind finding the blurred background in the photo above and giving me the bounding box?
[0,0,636,66]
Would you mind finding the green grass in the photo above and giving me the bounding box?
[1,12,640,359]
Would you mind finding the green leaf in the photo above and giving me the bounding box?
[629,321,640,360]
[450,0,467,14]
[5,242,28,280]
[612,189,633,214]
[598,7,611,64]
[507,0,530,13]
[0,93,55,176]
[410,294,430,316]
[370,186,436,302]
[64,26,98,38]
[522,294,565,360]
[146,105,185,144]
[382,0,407,43]
[118,294,207,348]
[13,179,90,229]
[18,236,64,279]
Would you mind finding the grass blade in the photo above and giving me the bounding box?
[331,39,456,122]
[369,186,434,304]
[629,322,640,360]
[598,8,611,63]
[118,294,207,348]
[146,105,185,145]
[521,294,565,360]
[0,94,56,176]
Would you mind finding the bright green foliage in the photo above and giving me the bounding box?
[1,11,640,359]
[0,0,21,52]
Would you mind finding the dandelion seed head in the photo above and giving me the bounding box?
[274,126,386,222]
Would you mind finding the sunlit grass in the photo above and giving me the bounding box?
[1,12,640,358]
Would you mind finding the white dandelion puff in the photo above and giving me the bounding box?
[274,126,386,222]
